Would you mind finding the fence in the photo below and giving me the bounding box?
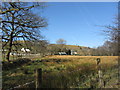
[8,68,42,90]
[3,53,44,61]
[7,58,118,89]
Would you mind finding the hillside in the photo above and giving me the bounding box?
[48,44,89,49]
[3,40,94,56]
[47,44,93,56]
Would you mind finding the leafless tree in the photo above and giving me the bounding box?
[56,38,66,45]
[56,38,67,52]
[103,16,119,56]
[1,2,47,61]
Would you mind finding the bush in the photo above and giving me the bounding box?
[2,58,31,70]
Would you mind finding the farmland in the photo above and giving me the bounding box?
[1,2,119,90]
[2,55,119,89]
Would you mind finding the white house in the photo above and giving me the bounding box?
[71,50,77,55]
[21,48,30,53]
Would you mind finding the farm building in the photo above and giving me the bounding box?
[56,50,78,55]
[58,52,67,55]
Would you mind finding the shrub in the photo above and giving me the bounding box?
[2,58,31,70]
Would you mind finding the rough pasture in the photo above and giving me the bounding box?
[3,56,119,89]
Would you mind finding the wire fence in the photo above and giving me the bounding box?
[8,81,35,90]
[7,67,118,89]
[6,58,119,89]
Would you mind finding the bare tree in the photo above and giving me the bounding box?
[1,2,47,61]
[56,38,67,52]
[32,40,48,55]
[47,44,61,55]
[103,16,119,56]
[56,38,67,45]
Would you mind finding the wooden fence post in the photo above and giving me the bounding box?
[96,58,104,88]
[36,68,42,89]
[98,68,103,88]
[96,58,101,65]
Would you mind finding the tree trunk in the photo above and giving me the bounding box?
[6,38,13,62]
[6,50,11,62]
[6,13,14,62]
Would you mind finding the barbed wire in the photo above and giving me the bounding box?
[8,81,35,90]
[7,64,118,89]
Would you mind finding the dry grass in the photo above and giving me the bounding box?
[46,55,118,59]
[3,55,118,89]
[41,55,118,88]
[43,55,118,65]
[41,55,118,73]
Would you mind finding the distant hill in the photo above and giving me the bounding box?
[3,40,94,56]
[47,44,93,56]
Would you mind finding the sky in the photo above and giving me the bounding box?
[38,2,118,48]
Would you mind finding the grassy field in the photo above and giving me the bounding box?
[2,55,119,89]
